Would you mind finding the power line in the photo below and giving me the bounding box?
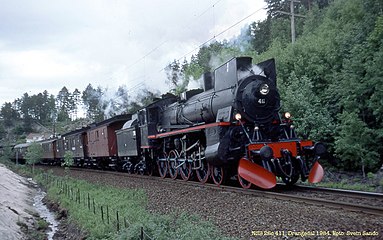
[124,0,224,73]
[158,4,267,71]
[126,2,266,94]
[194,0,223,19]
[127,82,145,93]
[123,1,226,94]
[125,41,167,71]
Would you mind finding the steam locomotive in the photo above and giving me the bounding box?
[13,57,325,189]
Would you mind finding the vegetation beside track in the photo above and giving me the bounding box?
[301,168,383,193]
[1,159,235,240]
[16,209,50,240]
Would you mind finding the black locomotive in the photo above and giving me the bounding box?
[119,57,325,188]
[13,57,325,189]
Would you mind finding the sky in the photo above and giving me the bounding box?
[0,0,267,106]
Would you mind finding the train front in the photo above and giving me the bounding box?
[233,59,326,189]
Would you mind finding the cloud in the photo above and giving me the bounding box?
[0,0,266,104]
[2,50,79,79]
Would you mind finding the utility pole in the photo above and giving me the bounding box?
[276,0,305,44]
[290,0,297,43]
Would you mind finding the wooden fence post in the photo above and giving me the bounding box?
[87,193,90,210]
[116,210,120,232]
[107,205,110,224]
[101,206,104,223]
[93,198,96,214]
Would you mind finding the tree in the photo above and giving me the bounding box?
[165,60,187,94]
[25,142,43,174]
[181,40,241,87]
[128,89,160,113]
[56,87,72,121]
[257,0,383,172]
[71,88,82,119]
[12,90,56,128]
[82,84,105,121]
[18,93,33,130]
[1,102,20,126]
[62,151,74,175]
[0,143,13,162]
[335,111,380,176]
[184,55,204,81]
[195,41,226,72]
[29,91,56,123]
[265,0,289,18]
[41,91,56,124]
[282,72,334,142]
[249,18,272,54]
[0,122,6,140]
[114,86,130,113]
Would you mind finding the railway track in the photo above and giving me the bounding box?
[175,180,383,217]
[285,184,383,207]
[46,166,383,216]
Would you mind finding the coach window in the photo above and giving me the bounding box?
[96,130,99,140]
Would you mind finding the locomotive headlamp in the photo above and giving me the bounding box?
[234,113,242,121]
[260,84,270,95]
[284,112,291,119]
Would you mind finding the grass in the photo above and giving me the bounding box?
[314,181,377,192]
[16,216,49,240]
[34,173,235,240]
[36,219,49,231]
[4,159,237,239]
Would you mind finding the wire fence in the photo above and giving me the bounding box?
[42,173,154,240]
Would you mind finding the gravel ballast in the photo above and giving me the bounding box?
[45,167,382,239]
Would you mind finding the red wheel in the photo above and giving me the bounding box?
[211,165,224,186]
[238,175,252,189]
[168,150,178,179]
[157,153,168,178]
[196,160,210,183]
[179,152,192,181]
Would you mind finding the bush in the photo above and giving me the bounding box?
[25,142,43,174]
[38,175,235,240]
[62,151,74,169]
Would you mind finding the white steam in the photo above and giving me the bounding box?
[187,78,203,90]
[100,85,130,118]
[238,64,265,80]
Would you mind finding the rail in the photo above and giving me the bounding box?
[48,167,383,217]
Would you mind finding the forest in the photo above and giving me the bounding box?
[0,0,382,174]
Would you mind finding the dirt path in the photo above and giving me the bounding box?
[0,164,36,240]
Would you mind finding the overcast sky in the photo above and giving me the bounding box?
[0,0,267,106]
